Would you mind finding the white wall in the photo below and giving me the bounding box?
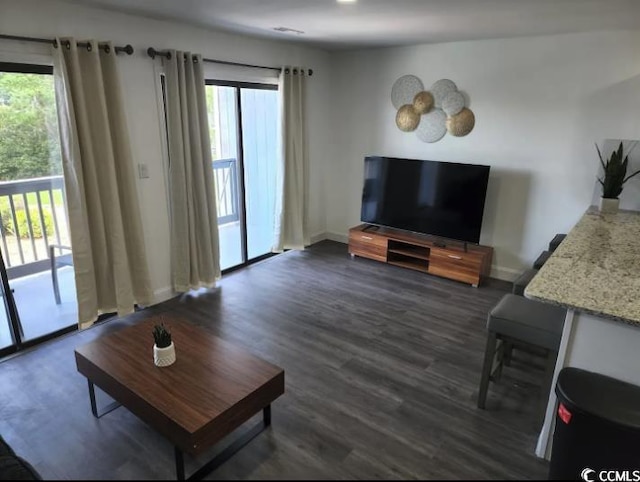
[328,30,640,279]
[0,0,331,301]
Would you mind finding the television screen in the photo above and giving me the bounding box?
[361,156,490,244]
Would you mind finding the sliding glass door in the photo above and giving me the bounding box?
[241,88,279,260]
[206,85,243,270]
[0,62,78,357]
[205,81,279,271]
[0,252,14,350]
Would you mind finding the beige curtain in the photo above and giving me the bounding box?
[162,51,220,291]
[273,67,309,252]
[52,38,153,328]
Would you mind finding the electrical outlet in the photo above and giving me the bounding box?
[138,163,150,179]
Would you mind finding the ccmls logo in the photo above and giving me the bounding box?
[581,468,596,482]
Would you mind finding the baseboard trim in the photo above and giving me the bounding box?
[310,232,327,244]
[489,265,522,282]
[153,287,175,305]
[326,231,348,244]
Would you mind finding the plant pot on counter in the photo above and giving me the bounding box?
[599,197,619,214]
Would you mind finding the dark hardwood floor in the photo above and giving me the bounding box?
[0,241,549,479]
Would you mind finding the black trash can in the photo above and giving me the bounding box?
[549,367,640,480]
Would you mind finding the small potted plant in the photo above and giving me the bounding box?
[152,322,176,367]
[596,141,640,214]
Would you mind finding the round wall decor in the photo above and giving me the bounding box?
[391,75,474,142]
[442,91,465,116]
[430,79,458,108]
[412,91,434,115]
[416,108,447,143]
[446,107,475,137]
[391,75,424,109]
[396,104,420,132]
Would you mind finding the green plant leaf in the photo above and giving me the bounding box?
[623,169,640,184]
[595,143,606,172]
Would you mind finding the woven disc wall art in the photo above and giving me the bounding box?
[391,75,474,142]
[416,108,447,143]
[413,91,434,115]
[446,107,475,137]
[391,75,424,110]
[396,104,420,132]
[430,79,458,108]
[442,91,465,116]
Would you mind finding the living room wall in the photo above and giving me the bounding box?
[326,30,640,279]
[0,0,331,302]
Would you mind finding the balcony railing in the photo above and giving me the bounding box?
[0,162,237,280]
[0,175,70,280]
[213,158,239,225]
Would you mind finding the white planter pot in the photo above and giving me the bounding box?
[154,342,176,367]
[599,197,619,214]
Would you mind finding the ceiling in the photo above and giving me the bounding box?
[70,0,640,50]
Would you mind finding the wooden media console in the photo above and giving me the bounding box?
[348,224,493,287]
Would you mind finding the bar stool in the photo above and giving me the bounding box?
[507,268,540,365]
[548,233,566,252]
[512,268,539,296]
[533,250,551,269]
[477,294,566,423]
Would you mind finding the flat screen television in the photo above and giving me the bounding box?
[361,156,490,244]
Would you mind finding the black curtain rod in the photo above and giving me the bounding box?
[0,33,134,55]
[147,47,313,76]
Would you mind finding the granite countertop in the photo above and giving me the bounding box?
[525,207,640,326]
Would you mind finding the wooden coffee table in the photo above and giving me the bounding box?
[74,318,285,480]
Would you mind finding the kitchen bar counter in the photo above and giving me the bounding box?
[524,207,640,459]
[526,207,640,325]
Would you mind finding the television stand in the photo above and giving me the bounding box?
[348,224,493,287]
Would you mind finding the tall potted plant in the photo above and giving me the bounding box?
[596,141,640,214]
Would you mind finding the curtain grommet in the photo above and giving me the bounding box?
[65,40,71,50]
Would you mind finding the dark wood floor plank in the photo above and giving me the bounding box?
[0,240,548,479]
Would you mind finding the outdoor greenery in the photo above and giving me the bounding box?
[0,207,54,239]
[0,72,63,240]
[0,72,62,181]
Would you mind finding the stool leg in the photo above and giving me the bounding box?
[478,332,497,409]
[538,349,558,426]
[503,341,513,367]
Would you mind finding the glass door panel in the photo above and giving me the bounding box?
[0,277,13,350]
[206,85,243,271]
[240,87,279,260]
[0,65,78,346]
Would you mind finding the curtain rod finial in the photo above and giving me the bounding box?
[147,47,156,59]
[123,44,134,55]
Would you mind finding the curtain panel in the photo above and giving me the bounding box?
[52,38,152,328]
[273,67,310,252]
[162,51,220,291]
